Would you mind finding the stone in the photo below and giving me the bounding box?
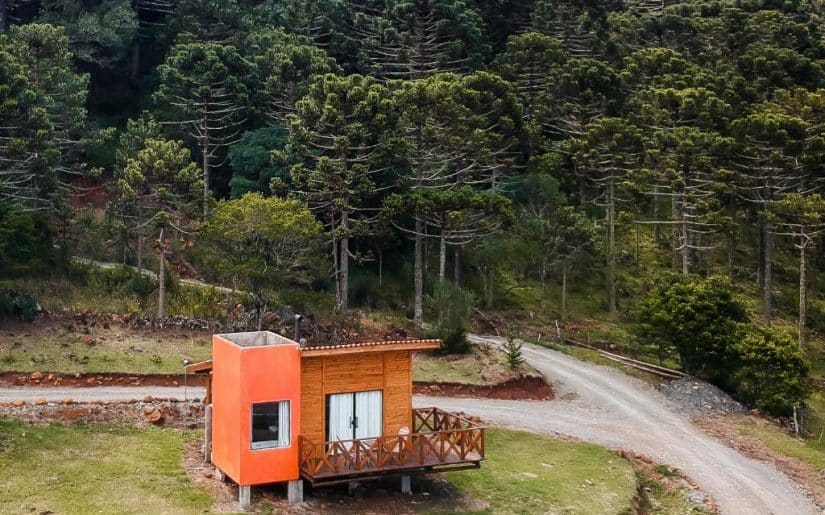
[35,398,48,405]
[202,471,213,479]
[0,402,10,408]
[12,400,25,407]
[62,398,73,405]
[143,406,155,415]
[143,395,154,402]
[146,409,164,424]
[30,371,43,380]
[86,378,96,385]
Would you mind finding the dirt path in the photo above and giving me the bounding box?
[413,335,818,515]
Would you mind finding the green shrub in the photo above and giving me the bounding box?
[732,327,810,417]
[427,282,475,354]
[634,273,747,384]
[0,289,40,321]
[504,324,524,370]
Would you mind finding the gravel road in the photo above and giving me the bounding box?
[0,334,818,514]
[0,386,206,402]
[413,335,819,515]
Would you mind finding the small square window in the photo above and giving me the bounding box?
[251,401,290,450]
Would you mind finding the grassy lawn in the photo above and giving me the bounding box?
[0,419,212,514]
[0,326,212,374]
[735,416,825,471]
[441,428,637,514]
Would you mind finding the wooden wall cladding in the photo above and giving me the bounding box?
[300,350,412,443]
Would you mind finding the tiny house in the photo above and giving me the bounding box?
[186,331,485,508]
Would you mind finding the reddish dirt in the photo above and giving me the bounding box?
[414,375,554,401]
[0,371,207,388]
[693,414,825,507]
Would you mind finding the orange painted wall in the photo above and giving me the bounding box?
[211,334,301,486]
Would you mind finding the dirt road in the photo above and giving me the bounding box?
[414,335,819,515]
[1,335,818,514]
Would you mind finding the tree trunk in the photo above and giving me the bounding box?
[339,211,349,313]
[561,258,568,321]
[540,257,547,312]
[799,241,807,346]
[757,218,764,292]
[378,249,383,287]
[137,236,144,272]
[607,178,617,313]
[438,234,446,282]
[672,193,679,271]
[157,230,166,319]
[453,246,462,285]
[681,204,690,275]
[763,220,773,325]
[131,40,141,80]
[413,217,423,325]
[653,185,661,243]
[485,267,494,309]
[0,0,8,32]
[202,139,210,216]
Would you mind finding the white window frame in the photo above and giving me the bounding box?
[250,400,291,450]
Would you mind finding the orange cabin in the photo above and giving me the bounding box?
[189,331,485,507]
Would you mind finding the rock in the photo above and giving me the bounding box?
[143,406,156,415]
[35,398,48,405]
[30,371,43,380]
[0,401,10,408]
[203,471,213,479]
[146,408,164,424]
[81,336,96,346]
[86,378,96,385]
[74,373,81,378]
[659,378,746,414]
[62,397,73,405]
[143,395,154,402]
[12,400,26,407]
[47,374,54,381]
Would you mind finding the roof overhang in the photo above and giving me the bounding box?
[300,339,441,357]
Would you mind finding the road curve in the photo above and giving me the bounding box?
[413,335,818,515]
[0,335,817,514]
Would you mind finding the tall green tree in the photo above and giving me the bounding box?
[201,193,323,328]
[113,138,202,317]
[287,74,396,313]
[155,40,253,213]
[572,117,644,313]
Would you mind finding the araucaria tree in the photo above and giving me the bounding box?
[769,193,825,345]
[113,138,202,318]
[573,117,644,313]
[287,74,396,313]
[155,40,253,213]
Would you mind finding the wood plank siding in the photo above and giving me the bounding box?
[300,350,413,443]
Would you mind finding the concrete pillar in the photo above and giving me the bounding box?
[287,479,303,504]
[203,404,213,464]
[239,485,251,509]
[348,481,359,496]
[401,474,412,495]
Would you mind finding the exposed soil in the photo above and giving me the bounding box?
[693,414,825,510]
[0,371,207,388]
[414,375,554,401]
[182,442,487,514]
[0,397,204,428]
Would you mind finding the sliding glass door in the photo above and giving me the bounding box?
[327,390,383,442]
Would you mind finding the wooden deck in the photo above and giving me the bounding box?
[298,407,485,486]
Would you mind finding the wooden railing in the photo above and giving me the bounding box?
[299,407,484,480]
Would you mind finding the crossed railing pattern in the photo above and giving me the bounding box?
[298,407,485,478]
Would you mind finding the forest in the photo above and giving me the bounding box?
[1,0,825,418]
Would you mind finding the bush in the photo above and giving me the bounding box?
[732,327,810,417]
[427,282,475,354]
[0,289,40,321]
[634,273,747,384]
[0,204,56,276]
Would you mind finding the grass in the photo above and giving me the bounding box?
[0,327,212,374]
[439,428,637,514]
[735,417,825,471]
[634,467,711,515]
[0,419,212,514]
[413,344,517,385]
